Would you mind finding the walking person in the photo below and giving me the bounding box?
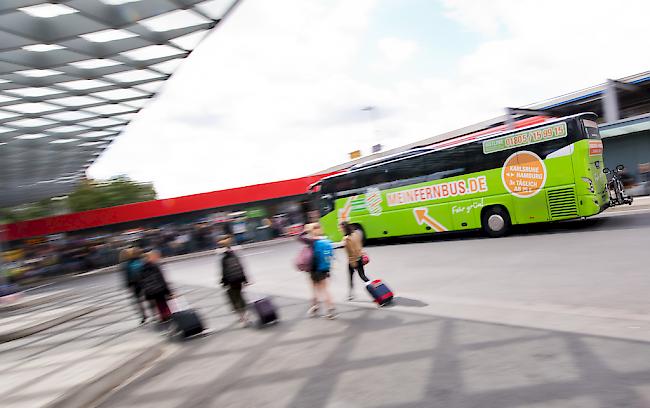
[298,224,318,308]
[300,223,337,319]
[340,222,370,301]
[121,247,148,325]
[140,250,172,322]
[218,235,251,327]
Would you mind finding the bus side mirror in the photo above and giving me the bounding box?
[603,168,610,174]
[616,164,625,172]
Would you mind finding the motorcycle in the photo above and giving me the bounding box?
[603,164,633,206]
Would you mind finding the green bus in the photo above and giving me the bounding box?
[312,112,608,241]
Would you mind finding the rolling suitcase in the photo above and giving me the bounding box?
[253,297,278,325]
[171,310,205,338]
[366,279,393,306]
[169,297,204,338]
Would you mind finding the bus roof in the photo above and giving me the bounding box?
[320,112,596,183]
[425,116,549,151]
[348,147,434,171]
[429,112,596,152]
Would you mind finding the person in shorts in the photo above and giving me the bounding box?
[300,223,337,319]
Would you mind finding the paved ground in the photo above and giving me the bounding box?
[163,208,650,341]
[94,207,650,407]
[0,271,298,408]
[5,205,650,407]
[101,286,650,408]
[0,278,163,408]
[0,290,92,342]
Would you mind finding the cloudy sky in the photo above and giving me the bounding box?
[90,0,650,199]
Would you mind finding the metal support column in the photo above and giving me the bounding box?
[604,79,620,123]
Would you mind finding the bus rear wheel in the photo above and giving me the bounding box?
[481,206,511,238]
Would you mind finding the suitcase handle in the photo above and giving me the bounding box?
[169,296,190,313]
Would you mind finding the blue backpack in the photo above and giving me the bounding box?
[312,239,333,272]
[127,259,144,282]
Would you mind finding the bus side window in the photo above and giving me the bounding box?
[386,155,425,182]
[418,152,440,176]
[351,168,375,190]
[462,143,484,174]
[319,194,334,216]
[467,142,509,174]
[335,177,355,192]
[363,167,387,188]
[368,168,389,186]
[421,149,465,178]
[467,141,518,173]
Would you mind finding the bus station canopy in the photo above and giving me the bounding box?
[0,0,238,207]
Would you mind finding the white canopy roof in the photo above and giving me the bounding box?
[0,0,239,207]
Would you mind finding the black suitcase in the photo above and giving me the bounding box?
[171,309,205,338]
[253,297,278,325]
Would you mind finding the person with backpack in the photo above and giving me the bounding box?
[340,222,370,301]
[300,223,337,319]
[140,250,172,322]
[121,247,148,325]
[218,235,251,327]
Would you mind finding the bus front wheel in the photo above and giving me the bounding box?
[481,206,511,238]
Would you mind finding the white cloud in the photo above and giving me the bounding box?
[91,0,380,198]
[442,0,507,36]
[445,0,650,99]
[91,0,650,199]
[377,37,419,67]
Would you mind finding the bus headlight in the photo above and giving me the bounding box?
[581,177,594,193]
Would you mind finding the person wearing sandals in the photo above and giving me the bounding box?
[298,223,337,319]
[340,222,370,301]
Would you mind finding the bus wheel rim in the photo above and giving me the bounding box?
[487,214,505,231]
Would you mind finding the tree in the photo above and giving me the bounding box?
[67,176,157,212]
[1,176,157,222]
[0,199,61,223]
